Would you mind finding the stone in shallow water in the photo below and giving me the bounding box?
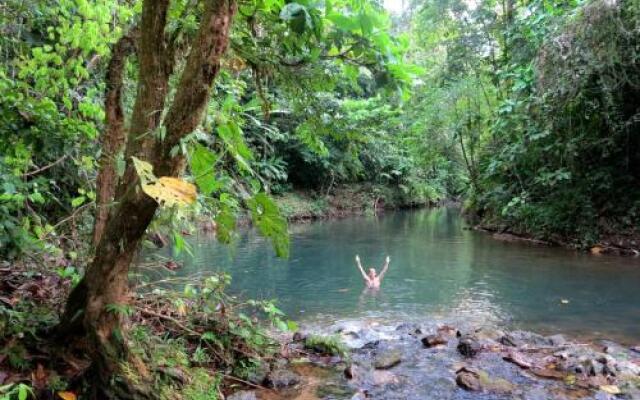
[316,384,354,397]
[373,349,402,369]
[455,366,515,394]
[421,334,448,348]
[372,369,400,386]
[395,322,421,334]
[457,335,481,357]
[547,334,567,346]
[474,326,505,342]
[344,364,355,380]
[455,367,481,391]
[503,350,533,369]
[437,324,457,337]
[500,331,551,347]
[264,369,301,388]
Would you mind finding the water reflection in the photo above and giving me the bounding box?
[157,208,640,343]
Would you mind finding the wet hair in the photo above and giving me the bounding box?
[368,268,377,276]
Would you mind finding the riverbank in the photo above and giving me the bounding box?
[229,319,640,400]
[276,189,640,257]
[473,222,640,257]
[274,184,438,222]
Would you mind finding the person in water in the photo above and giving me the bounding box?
[355,255,390,289]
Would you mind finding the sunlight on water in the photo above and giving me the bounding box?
[162,208,640,343]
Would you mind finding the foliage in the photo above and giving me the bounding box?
[0,383,34,400]
[475,0,640,244]
[0,0,135,258]
[130,271,300,397]
[303,334,348,358]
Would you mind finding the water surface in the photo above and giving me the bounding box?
[164,208,640,343]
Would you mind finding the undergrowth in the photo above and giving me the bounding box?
[0,263,297,399]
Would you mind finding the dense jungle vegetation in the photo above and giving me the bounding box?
[0,0,639,398]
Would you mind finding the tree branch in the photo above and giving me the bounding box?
[93,29,138,246]
[157,0,238,175]
[21,155,68,178]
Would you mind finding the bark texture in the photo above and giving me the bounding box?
[93,31,137,246]
[58,0,237,397]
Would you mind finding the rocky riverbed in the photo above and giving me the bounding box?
[227,319,640,400]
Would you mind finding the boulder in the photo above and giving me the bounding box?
[372,369,400,386]
[395,322,421,334]
[547,334,567,346]
[455,366,515,394]
[455,367,481,391]
[474,326,505,342]
[264,369,300,388]
[500,331,551,347]
[457,335,481,357]
[373,349,402,369]
[421,334,448,348]
[246,361,270,385]
[601,340,634,359]
[503,351,533,369]
[437,325,457,337]
[360,340,381,350]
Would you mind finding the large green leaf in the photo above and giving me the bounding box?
[190,143,219,195]
[247,193,289,258]
[217,121,254,173]
[280,3,312,34]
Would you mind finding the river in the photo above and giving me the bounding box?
[158,207,640,344]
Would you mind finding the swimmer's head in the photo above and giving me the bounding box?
[368,268,377,278]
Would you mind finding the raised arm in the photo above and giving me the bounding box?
[378,256,391,280]
[355,255,368,281]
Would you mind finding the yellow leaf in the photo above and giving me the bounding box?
[142,177,197,207]
[131,157,156,185]
[600,385,621,394]
[131,157,196,207]
[58,391,77,400]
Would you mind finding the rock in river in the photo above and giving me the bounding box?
[455,367,482,391]
[373,349,402,369]
[457,335,481,357]
[421,334,448,348]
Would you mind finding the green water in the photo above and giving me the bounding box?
[165,208,640,342]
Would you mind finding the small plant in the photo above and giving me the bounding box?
[304,335,348,358]
[55,266,81,287]
[0,383,34,400]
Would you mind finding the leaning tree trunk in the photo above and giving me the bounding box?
[57,0,237,397]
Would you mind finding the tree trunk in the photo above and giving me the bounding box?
[93,31,137,246]
[57,0,237,397]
